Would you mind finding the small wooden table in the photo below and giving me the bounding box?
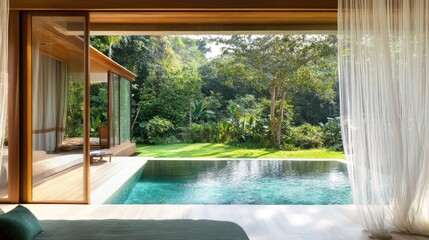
[90,150,113,164]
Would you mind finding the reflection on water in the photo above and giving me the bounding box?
[116,160,352,205]
[142,160,348,179]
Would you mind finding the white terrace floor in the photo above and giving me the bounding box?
[2,157,425,240]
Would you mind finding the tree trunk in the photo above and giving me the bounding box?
[276,89,287,147]
[131,104,142,130]
[108,41,113,58]
[269,85,287,149]
[269,86,280,148]
[189,100,193,125]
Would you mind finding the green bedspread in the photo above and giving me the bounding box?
[34,219,250,240]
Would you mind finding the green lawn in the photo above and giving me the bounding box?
[136,143,345,159]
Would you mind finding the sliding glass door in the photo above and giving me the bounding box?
[109,73,131,147]
[29,13,89,203]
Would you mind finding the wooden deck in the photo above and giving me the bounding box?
[33,157,147,202]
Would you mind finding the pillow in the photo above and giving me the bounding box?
[0,205,43,240]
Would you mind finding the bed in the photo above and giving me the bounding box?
[34,219,250,240]
[0,205,250,240]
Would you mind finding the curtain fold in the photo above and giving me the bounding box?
[32,45,68,153]
[0,0,9,184]
[339,0,429,238]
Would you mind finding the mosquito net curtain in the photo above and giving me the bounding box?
[338,0,429,238]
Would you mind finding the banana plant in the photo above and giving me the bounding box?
[191,100,214,123]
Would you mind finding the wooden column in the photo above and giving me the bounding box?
[6,10,20,203]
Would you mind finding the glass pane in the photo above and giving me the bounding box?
[119,78,130,144]
[108,75,113,147]
[110,74,120,146]
[90,82,108,150]
[31,16,86,202]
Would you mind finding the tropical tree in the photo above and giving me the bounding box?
[106,36,122,58]
[200,55,264,102]
[89,34,340,148]
[90,36,123,58]
[141,36,204,124]
[215,35,337,147]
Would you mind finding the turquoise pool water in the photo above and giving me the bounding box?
[108,160,352,205]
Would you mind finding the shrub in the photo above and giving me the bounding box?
[150,135,181,145]
[145,116,175,144]
[217,120,234,143]
[280,143,298,151]
[233,115,271,148]
[288,123,324,149]
[179,122,218,143]
[90,115,102,137]
[133,121,147,143]
[233,139,272,149]
[320,117,343,150]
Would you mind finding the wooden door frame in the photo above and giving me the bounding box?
[6,4,337,203]
[21,11,90,204]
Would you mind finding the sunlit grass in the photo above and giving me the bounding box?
[136,143,345,159]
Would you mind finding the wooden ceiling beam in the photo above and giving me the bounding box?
[90,11,337,25]
[88,11,337,33]
[10,0,337,11]
[90,24,337,35]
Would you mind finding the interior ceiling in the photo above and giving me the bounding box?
[34,17,136,80]
[11,0,338,34]
[10,0,338,11]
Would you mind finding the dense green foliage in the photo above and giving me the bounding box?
[320,117,343,151]
[136,143,345,159]
[211,35,337,147]
[145,116,176,144]
[90,83,108,137]
[89,34,342,151]
[65,82,84,138]
[66,82,109,138]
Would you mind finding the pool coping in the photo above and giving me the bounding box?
[91,157,148,204]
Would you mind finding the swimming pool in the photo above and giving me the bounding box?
[107,160,352,205]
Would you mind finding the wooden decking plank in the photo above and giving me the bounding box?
[31,157,147,202]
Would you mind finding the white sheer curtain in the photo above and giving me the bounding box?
[339,0,429,238]
[0,0,9,183]
[32,45,68,153]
